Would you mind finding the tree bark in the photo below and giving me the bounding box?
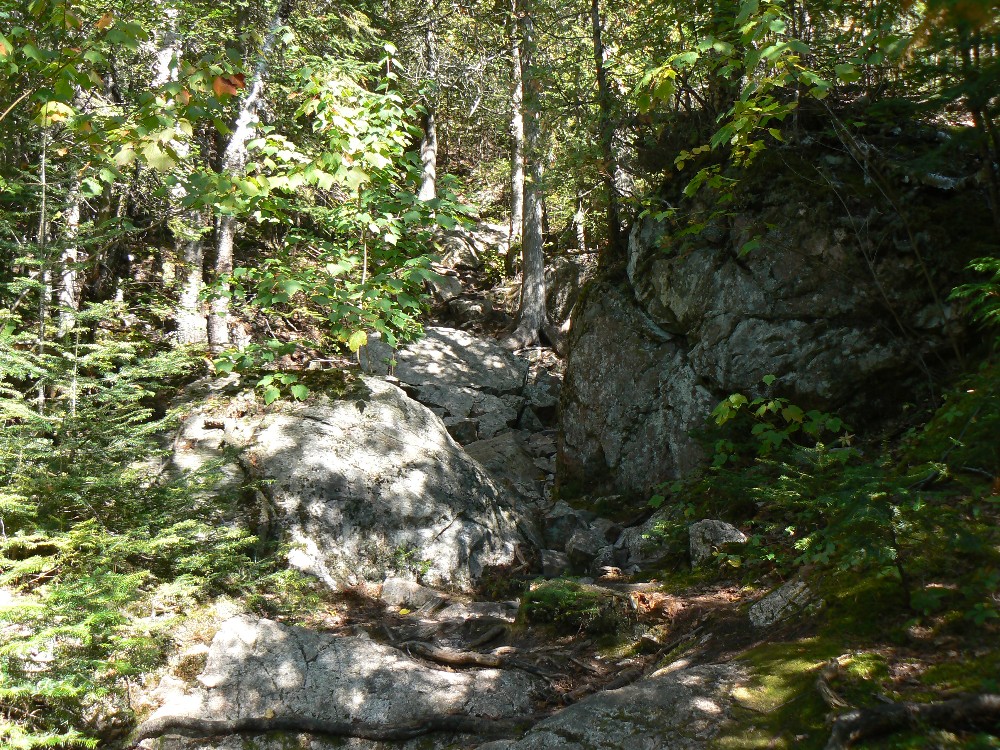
[574,188,587,253]
[506,0,525,276]
[58,180,80,337]
[503,0,548,351]
[826,693,1000,750]
[208,7,287,351]
[151,1,210,346]
[417,11,439,203]
[591,0,625,265]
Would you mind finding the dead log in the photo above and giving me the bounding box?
[826,694,1000,750]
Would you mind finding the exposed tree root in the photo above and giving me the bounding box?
[400,640,504,668]
[825,694,1000,750]
[134,711,548,746]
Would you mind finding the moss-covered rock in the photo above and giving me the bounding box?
[519,579,636,635]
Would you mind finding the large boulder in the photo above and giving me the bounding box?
[140,616,540,749]
[475,662,744,750]
[171,375,538,593]
[559,281,714,498]
[242,377,537,591]
[560,192,967,497]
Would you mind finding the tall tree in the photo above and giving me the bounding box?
[417,4,440,202]
[590,0,624,263]
[208,2,290,350]
[504,0,550,350]
[506,0,525,274]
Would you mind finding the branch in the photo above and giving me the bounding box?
[825,694,1000,750]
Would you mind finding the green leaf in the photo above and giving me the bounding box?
[289,384,310,400]
[347,330,368,353]
[263,386,281,404]
[762,374,777,386]
[141,142,176,172]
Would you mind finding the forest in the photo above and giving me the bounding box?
[1,0,999,748]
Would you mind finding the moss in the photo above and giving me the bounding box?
[296,367,360,400]
[919,650,1000,695]
[520,579,636,635]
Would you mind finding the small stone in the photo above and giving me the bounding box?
[519,408,546,432]
[543,501,594,551]
[566,528,605,570]
[591,517,622,544]
[444,417,479,445]
[689,519,748,568]
[379,577,449,610]
[533,455,555,474]
[425,272,464,303]
[748,580,814,628]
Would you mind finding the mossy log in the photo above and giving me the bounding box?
[825,693,1000,749]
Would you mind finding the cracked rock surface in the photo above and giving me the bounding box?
[475,663,744,750]
[144,616,541,750]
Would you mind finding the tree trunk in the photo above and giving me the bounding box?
[591,0,625,264]
[208,7,287,351]
[506,0,525,276]
[503,0,549,351]
[176,231,208,345]
[574,188,587,253]
[58,180,80,337]
[151,2,210,346]
[418,13,439,202]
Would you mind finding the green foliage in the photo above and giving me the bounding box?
[0,310,316,748]
[655,377,1000,628]
[951,257,1000,341]
[710,375,850,465]
[520,579,636,635]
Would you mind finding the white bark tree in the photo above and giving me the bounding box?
[417,8,439,202]
[505,0,525,276]
[208,6,289,351]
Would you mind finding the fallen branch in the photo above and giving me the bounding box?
[134,711,548,746]
[815,658,851,710]
[825,693,1000,750]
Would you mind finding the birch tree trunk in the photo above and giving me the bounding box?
[208,7,287,351]
[503,0,549,351]
[152,1,209,345]
[417,12,439,202]
[505,0,525,276]
[57,180,80,337]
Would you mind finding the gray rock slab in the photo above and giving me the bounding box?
[475,662,744,750]
[142,616,539,749]
[689,520,748,568]
[244,377,537,591]
[748,580,816,628]
[465,432,546,502]
[393,327,529,395]
[379,578,449,610]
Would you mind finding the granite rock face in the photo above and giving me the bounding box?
[474,663,744,750]
[244,377,536,591]
[560,208,961,497]
[141,616,540,750]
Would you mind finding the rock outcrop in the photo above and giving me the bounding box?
[140,616,540,749]
[173,375,538,592]
[560,202,965,497]
[475,662,744,750]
